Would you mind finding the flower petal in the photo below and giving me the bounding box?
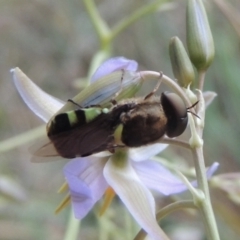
[129,143,168,162]
[205,162,219,178]
[203,91,217,108]
[91,57,138,82]
[133,161,219,195]
[11,68,64,122]
[104,158,167,240]
[133,160,186,195]
[64,157,108,219]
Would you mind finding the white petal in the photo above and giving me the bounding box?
[129,143,168,162]
[11,68,64,122]
[104,159,168,240]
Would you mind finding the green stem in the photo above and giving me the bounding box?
[192,70,220,239]
[63,210,80,240]
[196,70,206,136]
[191,148,220,240]
[198,70,206,92]
[134,200,196,240]
[156,200,196,221]
[82,0,111,47]
[0,125,45,153]
[110,0,169,41]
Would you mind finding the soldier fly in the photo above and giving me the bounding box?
[32,74,196,160]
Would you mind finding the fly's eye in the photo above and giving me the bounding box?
[161,92,188,138]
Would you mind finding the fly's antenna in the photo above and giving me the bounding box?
[187,101,200,119]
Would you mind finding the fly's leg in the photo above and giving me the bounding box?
[110,69,125,105]
[144,71,163,100]
[67,99,83,108]
[68,99,102,109]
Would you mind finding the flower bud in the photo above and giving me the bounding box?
[186,0,215,71]
[169,37,195,88]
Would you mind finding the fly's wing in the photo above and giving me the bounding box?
[30,113,115,162]
[49,113,115,158]
[29,136,65,162]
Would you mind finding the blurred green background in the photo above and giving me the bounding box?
[0,0,240,239]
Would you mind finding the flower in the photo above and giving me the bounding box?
[11,57,219,240]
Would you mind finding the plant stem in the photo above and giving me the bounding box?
[63,210,80,240]
[198,70,206,92]
[191,148,220,240]
[0,125,45,153]
[156,200,196,220]
[110,0,168,41]
[193,70,220,239]
[82,0,111,47]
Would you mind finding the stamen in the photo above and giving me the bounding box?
[57,181,69,193]
[55,194,71,214]
[99,187,116,216]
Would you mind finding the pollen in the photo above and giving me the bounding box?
[99,187,116,216]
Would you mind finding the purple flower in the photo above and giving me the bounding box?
[11,57,219,240]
